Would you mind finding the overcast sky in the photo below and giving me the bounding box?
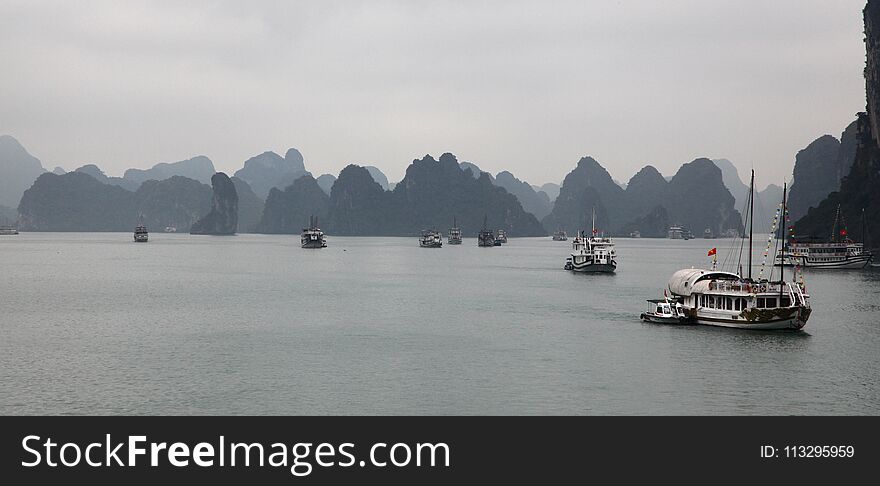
[0,0,868,189]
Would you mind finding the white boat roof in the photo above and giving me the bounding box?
[667,268,740,297]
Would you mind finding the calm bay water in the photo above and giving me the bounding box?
[1,232,878,415]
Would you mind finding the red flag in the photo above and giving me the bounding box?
[841,229,847,236]
[707,248,717,257]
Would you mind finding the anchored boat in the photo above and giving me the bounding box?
[477,216,495,247]
[448,218,462,245]
[775,206,873,269]
[563,209,616,273]
[552,230,568,241]
[640,298,689,324]
[658,172,811,330]
[134,224,149,243]
[495,229,508,244]
[301,216,327,248]
[419,229,443,248]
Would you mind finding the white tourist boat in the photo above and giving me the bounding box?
[563,209,616,273]
[775,207,873,269]
[419,229,443,248]
[660,173,811,331]
[495,229,508,244]
[552,230,568,241]
[0,225,19,235]
[301,216,327,248]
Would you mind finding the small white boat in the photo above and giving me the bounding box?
[640,298,690,324]
[0,226,19,235]
[552,230,568,241]
[495,229,508,244]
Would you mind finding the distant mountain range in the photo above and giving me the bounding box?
[543,156,742,237]
[0,135,45,208]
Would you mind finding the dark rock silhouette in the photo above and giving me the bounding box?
[257,175,330,234]
[17,172,214,232]
[231,177,263,233]
[796,1,880,245]
[326,165,391,235]
[0,135,45,208]
[190,173,238,235]
[787,135,843,220]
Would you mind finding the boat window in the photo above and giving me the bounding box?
[657,306,663,314]
[757,297,765,309]
[781,296,791,307]
[726,298,732,310]
[766,298,777,308]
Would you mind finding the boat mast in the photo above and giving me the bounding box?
[780,183,787,295]
[748,170,754,280]
[591,207,596,236]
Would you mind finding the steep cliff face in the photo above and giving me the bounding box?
[18,172,136,231]
[787,135,843,221]
[0,135,45,208]
[795,2,880,245]
[625,165,668,217]
[190,173,238,235]
[665,158,742,235]
[364,166,390,190]
[17,172,215,232]
[231,177,264,233]
[327,165,390,235]
[134,176,212,232]
[257,175,330,234]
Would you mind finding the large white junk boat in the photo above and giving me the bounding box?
[563,209,616,273]
[775,207,873,269]
[301,216,327,248]
[660,172,811,330]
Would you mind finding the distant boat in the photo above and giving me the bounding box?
[419,229,443,248]
[0,226,19,235]
[164,225,177,233]
[552,230,568,241]
[629,230,641,238]
[301,216,327,248]
[668,225,684,239]
[776,206,872,269]
[703,228,714,239]
[495,229,508,244]
[448,217,462,245]
[478,215,495,247]
[134,224,149,243]
[563,208,617,273]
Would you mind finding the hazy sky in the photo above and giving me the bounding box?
[0,0,868,189]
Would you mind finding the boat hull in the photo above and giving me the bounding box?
[688,307,809,330]
[448,239,462,245]
[301,240,326,249]
[640,313,689,325]
[569,262,616,273]
[419,243,442,248]
[134,236,148,243]
[779,255,872,269]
